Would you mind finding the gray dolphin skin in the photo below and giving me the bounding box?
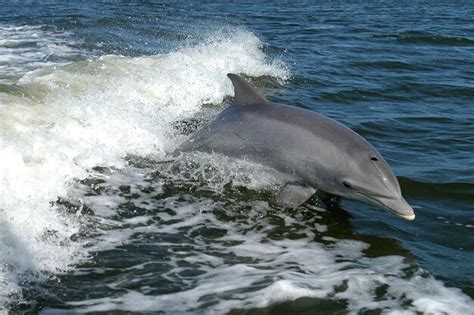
[178,74,415,220]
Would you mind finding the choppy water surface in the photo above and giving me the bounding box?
[0,2,473,314]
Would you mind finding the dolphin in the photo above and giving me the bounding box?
[177,74,415,220]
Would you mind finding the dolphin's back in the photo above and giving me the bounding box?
[179,73,368,165]
[178,101,369,180]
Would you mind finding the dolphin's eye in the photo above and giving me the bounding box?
[343,181,352,189]
[371,157,378,161]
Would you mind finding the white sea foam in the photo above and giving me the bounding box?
[0,27,288,310]
[63,180,474,314]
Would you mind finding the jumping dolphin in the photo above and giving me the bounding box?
[178,74,415,220]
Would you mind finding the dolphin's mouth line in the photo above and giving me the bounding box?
[350,184,394,200]
[354,192,415,220]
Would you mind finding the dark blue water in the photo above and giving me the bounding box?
[0,1,473,314]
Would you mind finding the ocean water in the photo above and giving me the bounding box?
[0,1,473,314]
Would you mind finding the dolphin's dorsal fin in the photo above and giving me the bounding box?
[227,73,269,106]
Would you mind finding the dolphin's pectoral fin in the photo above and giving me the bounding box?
[273,184,316,209]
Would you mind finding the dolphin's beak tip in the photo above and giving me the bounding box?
[401,213,415,221]
[376,196,416,221]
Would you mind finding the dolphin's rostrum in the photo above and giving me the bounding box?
[178,74,415,220]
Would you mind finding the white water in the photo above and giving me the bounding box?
[63,166,473,315]
[0,26,287,310]
[1,25,473,314]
